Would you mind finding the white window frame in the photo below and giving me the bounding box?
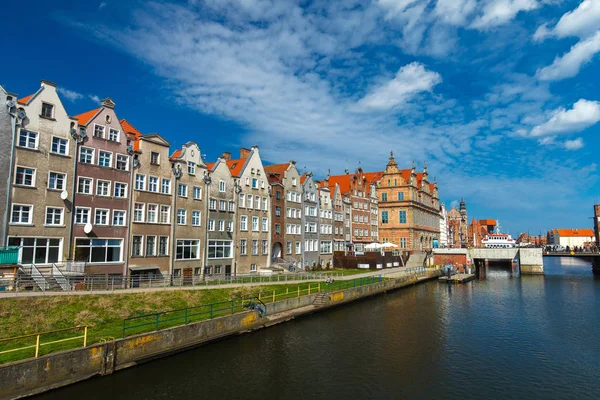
[98,150,113,168]
[96,180,111,197]
[114,182,127,198]
[262,217,268,232]
[192,211,202,227]
[135,174,146,191]
[148,176,159,193]
[18,129,39,149]
[219,180,226,192]
[45,206,64,226]
[161,178,171,194]
[159,236,169,256]
[177,209,187,225]
[10,203,33,225]
[112,210,126,226]
[134,203,145,223]
[77,176,93,195]
[50,136,69,155]
[94,208,110,226]
[251,217,259,232]
[75,207,91,225]
[240,215,248,231]
[159,205,170,224]
[116,154,129,171]
[93,124,106,139]
[147,203,158,223]
[14,166,36,187]
[178,183,188,198]
[193,186,202,200]
[145,235,157,257]
[132,235,144,257]
[108,128,120,142]
[47,171,66,191]
[79,147,94,164]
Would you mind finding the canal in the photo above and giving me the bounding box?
[34,257,600,400]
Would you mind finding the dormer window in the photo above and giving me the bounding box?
[188,162,195,175]
[150,152,160,165]
[41,103,54,119]
[292,177,297,186]
[108,128,120,142]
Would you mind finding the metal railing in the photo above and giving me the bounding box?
[52,263,71,291]
[20,264,49,291]
[0,326,87,360]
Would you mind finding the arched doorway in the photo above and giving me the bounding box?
[272,242,283,260]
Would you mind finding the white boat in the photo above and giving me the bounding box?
[481,222,516,248]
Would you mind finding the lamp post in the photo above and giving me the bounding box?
[170,164,182,279]
[233,180,242,277]
[202,173,212,280]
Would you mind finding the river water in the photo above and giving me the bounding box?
[35,257,600,400]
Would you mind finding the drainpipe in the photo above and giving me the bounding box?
[233,180,241,277]
[202,172,211,279]
[3,100,20,247]
[66,124,82,261]
[124,150,135,278]
[170,164,182,278]
[301,188,305,270]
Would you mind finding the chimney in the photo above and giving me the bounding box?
[101,98,115,109]
[41,80,58,88]
[240,148,251,159]
[222,152,231,161]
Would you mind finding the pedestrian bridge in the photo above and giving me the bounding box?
[432,248,544,275]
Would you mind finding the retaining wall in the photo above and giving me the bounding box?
[0,270,440,400]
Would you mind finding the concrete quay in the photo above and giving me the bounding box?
[432,248,544,275]
[438,273,476,284]
[0,269,441,400]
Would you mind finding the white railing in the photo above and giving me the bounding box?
[52,264,72,291]
[20,264,50,291]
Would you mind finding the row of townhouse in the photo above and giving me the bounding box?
[0,81,442,278]
[0,81,273,278]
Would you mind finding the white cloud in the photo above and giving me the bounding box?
[57,87,84,102]
[534,0,600,41]
[564,137,584,150]
[531,99,600,137]
[357,63,442,110]
[89,95,100,103]
[433,0,477,26]
[99,2,106,10]
[470,0,540,30]
[536,31,600,80]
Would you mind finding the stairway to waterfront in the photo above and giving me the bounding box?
[406,253,426,268]
[313,293,329,306]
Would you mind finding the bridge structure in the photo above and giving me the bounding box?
[432,247,544,275]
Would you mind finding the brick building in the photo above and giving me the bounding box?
[377,155,440,251]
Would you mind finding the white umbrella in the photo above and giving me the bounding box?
[365,242,382,250]
[381,243,398,248]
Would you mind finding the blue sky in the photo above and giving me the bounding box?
[2,0,600,235]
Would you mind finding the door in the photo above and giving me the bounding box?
[183,268,193,285]
[225,265,231,279]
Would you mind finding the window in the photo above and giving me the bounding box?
[108,128,120,142]
[208,240,232,259]
[192,211,201,226]
[245,177,249,186]
[382,193,388,202]
[227,221,233,232]
[19,129,38,149]
[176,240,200,260]
[134,203,145,222]
[75,238,122,263]
[250,264,257,272]
[96,180,110,196]
[286,241,292,254]
[320,241,332,254]
[93,124,105,138]
[48,172,66,190]
[147,204,158,223]
[381,211,389,224]
[292,177,297,186]
[240,239,247,255]
[159,236,169,256]
[132,236,143,257]
[95,209,109,225]
[161,179,171,194]
[146,236,156,256]
[51,137,68,155]
[77,177,92,194]
[113,210,126,226]
[252,217,259,232]
[275,206,281,217]
[219,200,227,211]
[251,178,258,189]
[116,154,128,171]
[114,182,127,198]
[135,174,146,191]
[251,240,258,255]
[399,210,407,224]
[193,186,202,199]
[262,197,267,211]
[228,201,235,212]
[209,199,217,210]
[296,242,301,254]
[159,205,170,224]
[75,207,90,224]
[177,209,186,225]
[254,195,260,210]
[15,167,35,186]
[240,215,248,231]
[98,151,112,167]
[178,184,188,197]
[219,180,226,192]
[148,177,158,192]
[45,207,63,226]
[150,152,160,165]
[398,192,404,201]
[262,218,268,232]
[40,102,54,118]
[354,228,358,236]
[276,191,281,200]
[400,238,407,249]
[247,195,253,209]
[276,224,281,234]
[262,240,268,255]
[187,162,195,175]
[79,147,94,164]
[8,237,61,264]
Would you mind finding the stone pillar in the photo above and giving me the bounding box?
[518,248,544,275]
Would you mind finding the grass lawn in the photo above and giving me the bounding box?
[0,276,383,364]
[316,268,372,276]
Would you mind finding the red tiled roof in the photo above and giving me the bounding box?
[17,94,34,105]
[264,163,289,176]
[429,183,435,192]
[364,171,384,184]
[300,174,308,184]
[556,229,594,237]
[170,149,183,160]
[227,159,245,177]
[327,171,382,195]
[73,108,101,126]
[120,119,142,151]
[206,162,215,170]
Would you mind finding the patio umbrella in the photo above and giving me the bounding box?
[381,243,398,248]
[365,242,382,250]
